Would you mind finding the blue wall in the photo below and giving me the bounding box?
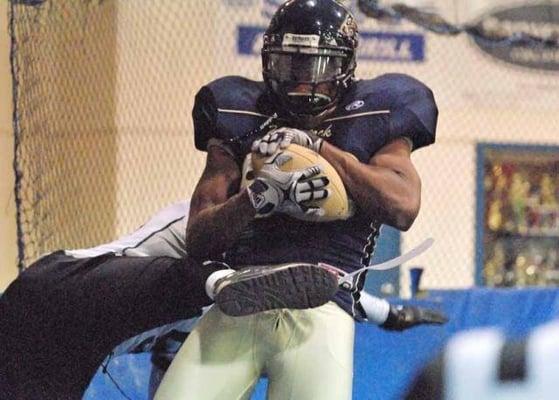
[85,288,559,400]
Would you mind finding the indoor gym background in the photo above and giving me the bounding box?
[1,0,559,399]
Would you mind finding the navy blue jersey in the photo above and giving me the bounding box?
[192,74,437,318]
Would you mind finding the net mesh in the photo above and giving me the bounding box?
[10,0,119,268]
[10,0,559,293]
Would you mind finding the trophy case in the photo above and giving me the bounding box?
[477,143,559,287]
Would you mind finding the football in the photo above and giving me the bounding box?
[241,144,353,222]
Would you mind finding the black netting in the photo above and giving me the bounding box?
[11,0,119,269]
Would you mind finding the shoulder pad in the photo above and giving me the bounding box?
[351,74,438,150]
[192,76,271,155]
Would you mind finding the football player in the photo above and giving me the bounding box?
[155,1,444,399]
[1,0,446,398]
[0,200,337,400]
[0,197,439,400]
[0,199,440,400]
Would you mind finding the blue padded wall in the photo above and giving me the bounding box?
[85,288,559,400]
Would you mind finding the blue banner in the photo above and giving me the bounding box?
[359,31,425,62]
[238,26,425,62]
[237,26,264,55]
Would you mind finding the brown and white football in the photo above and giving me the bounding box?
[241,144,353,222]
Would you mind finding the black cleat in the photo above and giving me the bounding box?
[380,305,449,331]
[215,263,338,317]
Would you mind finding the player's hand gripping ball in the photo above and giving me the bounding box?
[251,127,323,156]
[242,144,353,222]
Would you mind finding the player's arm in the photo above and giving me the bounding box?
[185,144,256,260]
[186,143,327,259]
[319,138,421,230]
[251,128,421,229]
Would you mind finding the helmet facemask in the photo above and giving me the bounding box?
[262,36,356,127]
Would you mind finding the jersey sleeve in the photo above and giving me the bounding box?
[386,74,438,150]
[65,202,189,258]
[191,76,270,164]
[192,85,219,152]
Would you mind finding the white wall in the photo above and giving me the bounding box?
[0,1,17,292]
[112,0,265,233]
[0,0,18,290]
[372,20,559,293]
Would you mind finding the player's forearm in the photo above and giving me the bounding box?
[185,189,256,260]
[319,141,420,230]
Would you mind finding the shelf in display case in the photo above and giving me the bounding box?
[476,143,559,287]
[489,230,559,239]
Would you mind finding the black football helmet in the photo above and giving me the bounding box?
[262,0,358,127]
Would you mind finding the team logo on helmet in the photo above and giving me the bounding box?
[340,14,358,39]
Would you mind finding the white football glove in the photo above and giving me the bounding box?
[251,127,323,156]
[246,153,330,218]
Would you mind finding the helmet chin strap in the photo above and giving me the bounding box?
[284,87,335,128]
[287,104,337,129]
[287,91,332,103]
